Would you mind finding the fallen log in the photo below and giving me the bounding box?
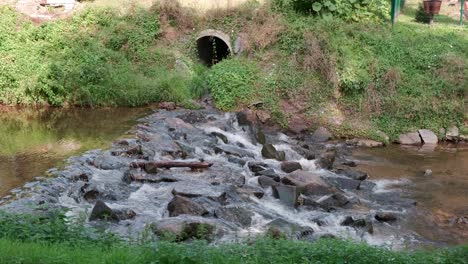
[130,161,214,170]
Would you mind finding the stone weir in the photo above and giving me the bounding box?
[0,109,422,248]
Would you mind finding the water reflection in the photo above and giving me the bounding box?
[0,107,151,196]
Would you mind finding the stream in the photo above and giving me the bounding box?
[0,107,466,249]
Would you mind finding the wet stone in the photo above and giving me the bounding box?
[89,200,119,222]
[375,212,397,222]
[316,150,336,170]
[280,161,302,173]
[261,144,286,161]
[272,184,299,207]
[167,195,209,217]
[214,205,254,227]
[334,168,368,181]
[248,162,268,173]
[214,145,255,158]
[255,169,280,181]
[258,176,280,189]
[211,132,228,144]
[235,186,265,199]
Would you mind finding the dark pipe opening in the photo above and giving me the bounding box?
[196,36,231,67]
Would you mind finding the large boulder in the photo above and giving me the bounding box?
[89,200,119,222]
[311,127,332,143]
[282,170,335,196]
[167,195,209,217]
[261,144,286,161]
[418,129,438,144]
[281,161,302,173]
[396,132,422,145]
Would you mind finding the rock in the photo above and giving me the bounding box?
[154,218,216,242]
[115,209,137,220]
[446,126,459,141]
[158,102,176,111]
[248,162,268,173]
[347,139,383,148]
[236,110,255,126]
[254,129,266,145]
[83,189,100,202]
[315,150,336,169]
[272,184,300,206]
[311,127,332,143]
[396,132,422,145]
[341,160,357,167]
[258,176,280,188]
[317,193,351,211]
[341,216,373,233]
[167,195,209,217]
[214,205,253,227]
[227,156,247,166]
[172,184,227,204]
[255,169,280,181]
[89,200,119,222]
[177,111,206,124]
[266,219,314,240]
[375,212,397,222]
[236,186,265,199]
[281,161,302,173]
[424,169,433,177]
[256,110,271,124]
[282,170,335,196]
[215,145,255,158]
[92,154,128,170]
[334,168,368,181]
[261,144,286,161]
[211,132,228,144]
[325,177,361,190]
[418,129,438,144]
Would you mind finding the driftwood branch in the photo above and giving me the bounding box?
[130,161,213,170]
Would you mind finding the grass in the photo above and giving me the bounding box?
[0,210,466,264]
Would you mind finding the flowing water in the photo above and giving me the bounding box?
[0,108,467,249]
[0,107,152,197]
[352,145,468,246]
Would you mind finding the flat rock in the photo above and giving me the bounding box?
[397,132,422,145]
[418,129,438,144]
[311,127,332,143]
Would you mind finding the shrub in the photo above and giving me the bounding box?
[207,58,261,110]
[289,0,390,22]
[415,3,430,24]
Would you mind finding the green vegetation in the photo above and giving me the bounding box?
[0,211,467,264]
[0,6,192,106]
[0,0,466,138]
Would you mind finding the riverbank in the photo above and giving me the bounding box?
[0,1,466,141]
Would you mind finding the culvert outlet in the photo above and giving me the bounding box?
[196,30,232,67]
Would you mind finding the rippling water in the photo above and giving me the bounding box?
[352,144,468,246]
[0,107,152,196]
